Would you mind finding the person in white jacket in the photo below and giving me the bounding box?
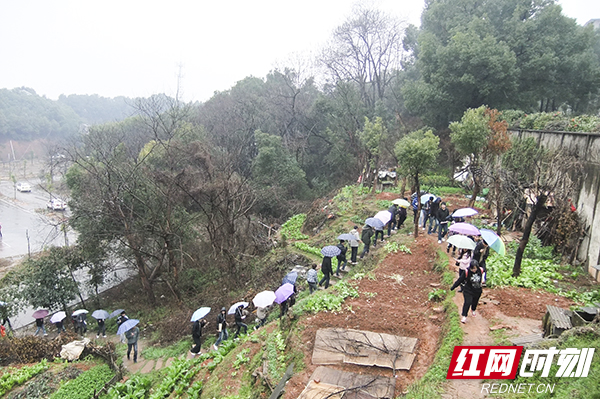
[349,226,360,264]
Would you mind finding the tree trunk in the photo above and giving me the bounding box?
[414,174,420,238]
[495,178,502,236]
[469,178,481,208]
[400,176,406,198]
[513,194,547,277]
[130,244,156,305]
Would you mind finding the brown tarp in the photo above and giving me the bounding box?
[297,366,395,399]
[312,328,417,371]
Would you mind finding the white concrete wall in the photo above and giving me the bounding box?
[510,129,600,281]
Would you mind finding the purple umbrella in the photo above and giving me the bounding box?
[449,222,481,236]
[274,283,295,304]
[32,309,49,319]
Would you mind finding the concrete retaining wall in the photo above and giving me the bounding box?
[509,129,600,282]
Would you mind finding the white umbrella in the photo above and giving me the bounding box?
[374,210,392,225]
[452,208,479,218]
[72,309,89,316]
[420,194,435,204]
[191,307,211,322]
[91,309,110,320]
[228,301,249,315]
[447,235,477,250]
[392,198,411,208]
[252,291,276,308]
[50,311,67,323]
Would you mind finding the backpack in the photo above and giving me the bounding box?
[465,267,484,289]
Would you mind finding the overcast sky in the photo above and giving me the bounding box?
[1,0,598,103]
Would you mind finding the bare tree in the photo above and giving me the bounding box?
[320,5,406,109]
[501,137,581,276]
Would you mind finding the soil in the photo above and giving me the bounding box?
[281,192,592,399]
[284,234,445,398]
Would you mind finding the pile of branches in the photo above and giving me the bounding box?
[537,201,586,263]
[0,332,78,365]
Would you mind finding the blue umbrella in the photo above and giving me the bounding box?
[274,283,295,304]
[190,307,211,322]
[365,217,384,230]
[116,319,139,335]
[321,245,341,257]
[282,271,298,285]
[109,309,125,319]
[91,309,110,320]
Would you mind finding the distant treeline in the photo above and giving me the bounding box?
[0,87,134,140]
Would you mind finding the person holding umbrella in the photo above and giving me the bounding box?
[451,260,484,323]
[436,202,450,243]
[396,202,407,230]
[360,225,374,259]
[0,302,12,333]
[125,324,140,363]
[473,238,490,285]
[34,317,48,336]
[55,319,66,334]
[213,307,228,350]
[255,306,270,329]
[348,227,360,265]
[190,318,207,355]
[117,311,129,327]
[306,264,318,294]
[387,203,398,237]
[335,240,348,277]
[233,304,248,339]
[319,256,333,289]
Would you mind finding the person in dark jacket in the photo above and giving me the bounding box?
[360,225,374,258]
[387,204,398,236]
[55,320,66,334]
[190,318,208,355]
[96,318,106,338]
[34,318,47,336]
[117,311,129,327]
[422,196,433,229]
[473,238,489,283]
[412,196,419,224]
[428,198,440,234]
[436,202,450,243]
[125,325,140,363]
[318,256,333,289]
[397,205,407,229]
[234,305,248,338]
[213,307,228,350]
[451,260,484,323]
[335,240,347,276]
[0,303,12,332]
[280,285,297,318]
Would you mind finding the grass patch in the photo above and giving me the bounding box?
[142,338,193,360]
[403,289,463,399]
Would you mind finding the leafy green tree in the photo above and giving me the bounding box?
[358,117,386,190]
[450,106,492,206]
[252,131,310,217]
[404,0,600,127]
[395,129,441,237]
[19,246,83,312]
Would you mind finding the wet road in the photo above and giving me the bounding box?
[0,179,76,258]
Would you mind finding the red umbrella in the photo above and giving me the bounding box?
[32,309,49,319]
